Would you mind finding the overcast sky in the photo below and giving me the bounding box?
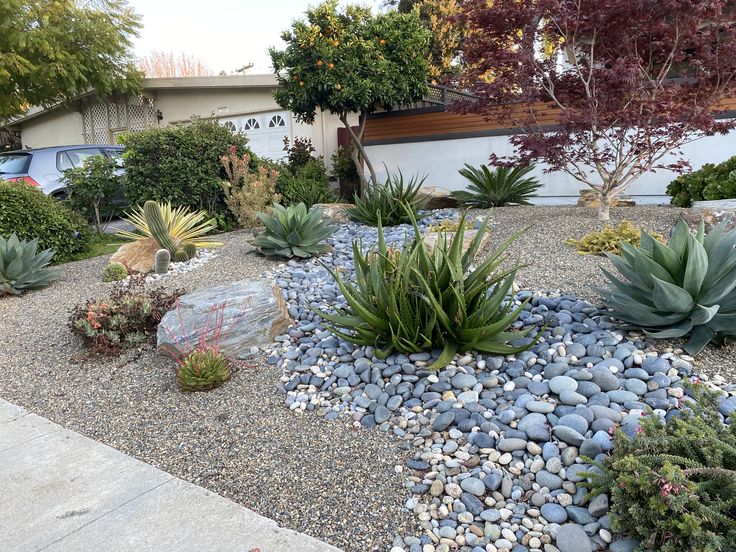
[130,0,382,75]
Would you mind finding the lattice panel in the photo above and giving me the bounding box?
[82,96,157,143]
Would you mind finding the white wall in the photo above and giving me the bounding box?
[365,128,736,204]
[20,110,84,149]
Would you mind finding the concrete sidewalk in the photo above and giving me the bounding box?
[0,398,341,552]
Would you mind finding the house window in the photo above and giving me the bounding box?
[243,117,260,130]
[268,114,286,128]
[222,121,237,132]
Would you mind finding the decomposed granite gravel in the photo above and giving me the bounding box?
[0,206,734,552]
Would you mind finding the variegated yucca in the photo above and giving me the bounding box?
[600,219,736,355]
[316,207,536,370]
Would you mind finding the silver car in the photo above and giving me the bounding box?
[0,145,124,199]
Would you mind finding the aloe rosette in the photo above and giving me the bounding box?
[599,219,736,355]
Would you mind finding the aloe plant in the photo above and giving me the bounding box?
[347,170,428,226]
[251,202,336,258]
[452,165,541,207]
[599,219,736,355]
[316,208,536,370]
[0,234,57,296]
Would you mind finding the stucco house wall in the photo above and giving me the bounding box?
[19,110,85,149]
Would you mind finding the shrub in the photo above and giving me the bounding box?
[348,171,428,226]
[599,219,736,356]
[282,136,317,173]
[69,275,183,354]
[177,347,231,392]
[102,262,128,282]
[316,209,536,370]
[428,218,474,233]
[121,119,249,217]
[278,159,334,208]
[221,147,281,228]
[251,203,336,258]
[0,234,57,296]
[452,165,542,207]
[62,155,121,235]
[0,181,92,263]
[565,221,665,256]
[117,201,221,262]
[584,384,736,552]
[667,155,736,207]
[331,145,360,200]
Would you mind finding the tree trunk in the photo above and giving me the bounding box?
[350,145,368,198]
[598,193,612,221]
[340,111,378,197]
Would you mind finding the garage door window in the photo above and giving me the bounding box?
[220,112,291,161]
[268,115,286,128]
[243,118,260,130]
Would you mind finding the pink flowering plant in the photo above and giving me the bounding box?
[582,384,736,551]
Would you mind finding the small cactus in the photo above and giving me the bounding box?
[177,348,231,392]
[173,248,189,262]
[182,242,197,260]
[154,249,171,274]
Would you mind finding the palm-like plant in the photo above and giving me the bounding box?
[316,207,536,370]
[117,202,222,249]
[347,170,428,226]
[251,202,336,258]
[0,234,57,296]
[599,219,736,355]
[452,165,542,207]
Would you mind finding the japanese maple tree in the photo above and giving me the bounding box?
[270,0,430,193]
[456,0,736,219]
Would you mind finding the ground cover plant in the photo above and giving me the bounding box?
[585,384,736,552]
[251,203,336,258]
[600,220,736,355]
[102,262,128,283]
[565,221,665,256]
[221,147,281,228]
[452,165,541,207]
[667,155,736,207]
[69,275,182,354]
[317,209,536,369]
[0,181,92,263]
[348,171,428,226]
[0,234,57,296]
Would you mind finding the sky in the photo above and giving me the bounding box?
[129,0,383,75]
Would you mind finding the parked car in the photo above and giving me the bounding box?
[0,145,124,199]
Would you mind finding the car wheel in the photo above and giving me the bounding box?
[51,190,69,201]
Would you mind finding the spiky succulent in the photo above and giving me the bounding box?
[347,170,428,226]
[177,347,231,392]
[0,234,57,296]
[316,207,536,370]
[600,219,736,355]
[452,164,542,207]
[251,202,336,258]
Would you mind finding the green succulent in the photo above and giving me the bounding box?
[102,262,128,282]
[177,347,231,392]
[316,207,536,370]
[251,202,336,258]
[599,219,736,355]
[565,220,665,256]
[347,170,428,226]
[0,233,57,296]
[452,164,542,208]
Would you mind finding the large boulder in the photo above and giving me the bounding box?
[422,186,459,209]
[313,203,352,224]
[422,229,490,255]
[157,279,291,359]
[110,238,159,274]
[681,199,736,232]
[576,189,635,208]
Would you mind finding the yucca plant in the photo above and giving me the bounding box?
[316,207,536,370]
[251,202,336,258]
[452,164,542,207]
[599,219,736,355]
[177,347,231,392]
[117,201,222,256]
[347,170,428,226]
[0,234,57,296]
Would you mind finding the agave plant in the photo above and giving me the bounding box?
[117,201,222,252]
[316,207,536,370]
[347,170,428,226]
[251,202,336,258]
[0,234,57,296]
[452,165,542,207]
[599,219,736,355]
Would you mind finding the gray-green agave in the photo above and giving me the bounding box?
[251,202,336,258]
[0,234,57,296]
[600,219,736,355]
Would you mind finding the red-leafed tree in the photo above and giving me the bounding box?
[456,0,736,220]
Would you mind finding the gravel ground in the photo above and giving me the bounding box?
[0,206,734,552]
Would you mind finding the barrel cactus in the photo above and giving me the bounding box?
[599,219,736,355]
[251,202,336,258]
[0,234,57,295]
[177,347,231,392]
[154,249,171,275]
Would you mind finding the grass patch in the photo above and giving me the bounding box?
[63,233,131,264]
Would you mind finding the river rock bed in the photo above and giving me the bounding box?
[265,211,736,552]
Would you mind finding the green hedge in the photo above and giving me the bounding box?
[0,182,92,263]
[667,155,736,207]
[121,119,251,216]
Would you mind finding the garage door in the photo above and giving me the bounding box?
[220,111,290,161]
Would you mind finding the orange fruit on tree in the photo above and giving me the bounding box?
[379,39,386,45]
[335,83,342,90]
[299,81,305,86]
[316,60,323,66]
[328,63,335,69]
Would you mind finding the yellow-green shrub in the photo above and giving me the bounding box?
[565,221,664,255]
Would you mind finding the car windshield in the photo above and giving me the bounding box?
[0,153,31,174]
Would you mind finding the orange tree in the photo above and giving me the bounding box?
[269,0,431,194]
